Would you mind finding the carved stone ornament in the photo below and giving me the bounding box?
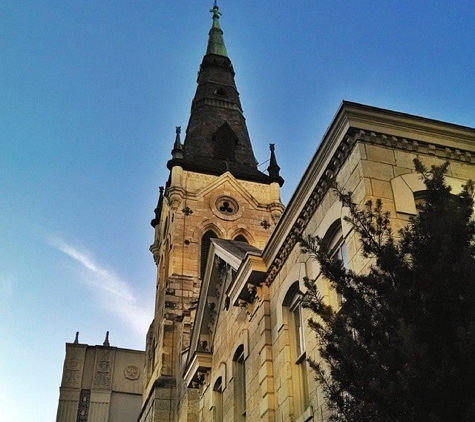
[76,389,90,422]
[124,365,140,380]
[210,194,243,221]
[261,219,271,230]
[93,350,113,389]
[62,348,82,388]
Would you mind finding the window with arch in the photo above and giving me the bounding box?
[323,221,348,307]
[212,377,223,422]
[283,282,310,416]
[234,234,248,243]
[214,87,228,97]
[201,230,218,279]
[324,221,348,267]
[213,122,238,162]
[233,345,246,420]
[413,190,428,212]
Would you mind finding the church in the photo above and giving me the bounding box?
[56,4,475,422]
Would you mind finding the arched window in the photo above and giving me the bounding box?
[233,345,246,420]
[214,87,228,97]
[414,190,428,212]
[324,222,348,267]
[323,221,348,307]
[234,234,248,243]
[201,230,218,279]
[213,122,238,162]
[283,282,309,416]
[212,377,223,422]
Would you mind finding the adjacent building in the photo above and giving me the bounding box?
[56,4,475,422]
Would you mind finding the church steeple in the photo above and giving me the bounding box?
[167,4,280,185]
[144,6,285,421]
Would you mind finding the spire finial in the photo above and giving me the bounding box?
[74,331,79,344]
[151,186,165,228]
[103,331,110,347]
[267,143,285,186]
[209,2,223,30]
[171,126,184,159]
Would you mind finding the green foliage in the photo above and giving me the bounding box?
[301,159,475,422]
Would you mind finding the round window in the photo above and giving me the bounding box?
[215,197,239,216]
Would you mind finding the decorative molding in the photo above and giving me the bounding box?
[357,129,475,162]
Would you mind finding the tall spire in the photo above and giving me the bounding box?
[168,4,273,184]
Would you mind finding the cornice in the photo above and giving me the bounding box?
[227,254,266,307]
[183,351,213,388]
[263,102,475,286]
[342,101,475,152]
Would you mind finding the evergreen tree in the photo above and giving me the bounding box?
[301,160,475,422]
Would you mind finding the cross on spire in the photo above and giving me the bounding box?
[210,2,221,20]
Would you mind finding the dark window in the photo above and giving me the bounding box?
[323,221,348,306]
[213,123,238,162]
[234,235,248,243]
[214,87,228,97]
[283,282,310,415]
[213,377,224,421]
[201,230,218,279]
[233,345,246,419]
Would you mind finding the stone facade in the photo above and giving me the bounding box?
[141,168,283,422]
[56,337,144,422]
[185,102,475,422]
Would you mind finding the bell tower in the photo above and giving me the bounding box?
[140,5,284,421]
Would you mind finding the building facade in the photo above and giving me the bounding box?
[56,333,144,422]
[56,5,475,422]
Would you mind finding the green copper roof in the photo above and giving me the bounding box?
[206,5,228,57]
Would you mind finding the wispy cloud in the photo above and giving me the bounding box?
[48,236,152,337]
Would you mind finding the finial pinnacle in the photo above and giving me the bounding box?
[210,2,221,20]
[103,331,110,347]
[267,143,284,186]
[172,125,184,159]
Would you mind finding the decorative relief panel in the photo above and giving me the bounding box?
[124,365,140,380]
[62,346,85,388]
[92,349,114,390]
[185,172,216,190]
[239,181,271,199]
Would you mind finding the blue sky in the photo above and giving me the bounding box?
[1,1,474,420]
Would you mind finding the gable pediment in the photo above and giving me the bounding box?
[194,171,265,210]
